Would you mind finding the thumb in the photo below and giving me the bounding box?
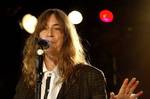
[110,92,116,99]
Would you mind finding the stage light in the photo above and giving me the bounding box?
[21,14,37,34]
[68,10,83,24]
[99,9,114,23]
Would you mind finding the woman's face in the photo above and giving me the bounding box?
[39,14,64,56]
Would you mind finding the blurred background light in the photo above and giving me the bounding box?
[21,14,37,34]
[68,10,83,24]
[99,9,114,23]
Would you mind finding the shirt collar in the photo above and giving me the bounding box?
[43,62,59,77]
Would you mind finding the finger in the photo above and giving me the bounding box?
[134,91,143,97]
[125,77,136,94]
[118,78,129,94]
[128,80,139,94]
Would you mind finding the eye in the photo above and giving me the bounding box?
[53,26,63,32]
[55,27,62,30]
[44,26,49,30]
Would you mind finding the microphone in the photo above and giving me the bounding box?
[37,38,49,49]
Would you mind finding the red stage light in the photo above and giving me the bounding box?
[99,9,114,23]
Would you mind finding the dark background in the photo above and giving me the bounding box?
[0,0,150,98]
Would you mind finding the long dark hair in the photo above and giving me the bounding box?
[22,8,88,88]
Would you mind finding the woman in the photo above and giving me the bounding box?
[13,8,143,99]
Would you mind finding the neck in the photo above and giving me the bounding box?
[44,54,58,71]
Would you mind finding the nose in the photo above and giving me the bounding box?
[47,28,54,37]
[47,29,53,36]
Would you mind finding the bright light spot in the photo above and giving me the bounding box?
[37,49,44,55]
[68,10,83,24]
[22,14,37,34]
[99,9,114,23]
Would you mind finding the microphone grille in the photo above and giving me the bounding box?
[37,38,49,49]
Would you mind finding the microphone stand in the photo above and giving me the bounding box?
[35,38,49,99]
[35,48,44,99]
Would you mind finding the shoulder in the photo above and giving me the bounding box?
[75,63,104,73]
[13,75,34,99]
[74,63,105,78]
[72,63,107,86]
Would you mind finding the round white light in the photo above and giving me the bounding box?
[22,14,37,34]
[68,10,83,24]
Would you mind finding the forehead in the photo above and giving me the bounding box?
[47,14,61,26]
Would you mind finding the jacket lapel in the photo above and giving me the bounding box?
[57,64,82,99]
[56,81,71,99]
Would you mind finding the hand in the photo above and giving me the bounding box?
[110,78,143,99]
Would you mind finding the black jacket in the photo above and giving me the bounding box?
[13,64,108,99]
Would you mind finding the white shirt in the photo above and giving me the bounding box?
[41,63,63,99]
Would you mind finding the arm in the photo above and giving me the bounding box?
[13,76,34,99]
[13,77,27,99]
[87,67,108,99]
